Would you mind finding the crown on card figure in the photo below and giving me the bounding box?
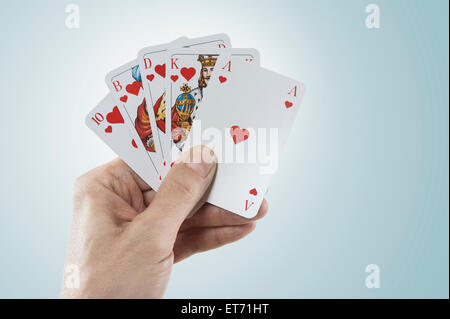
[197,55,218,67]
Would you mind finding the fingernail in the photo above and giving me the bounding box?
[184,146,216,177]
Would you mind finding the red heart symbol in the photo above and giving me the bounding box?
[146,74,155,82]
[170,75,179,82]
[120,95,128,103]
[163,161,166,166]
[285,100,293,108]
[230,125,250,144]
[249,188,257,196]
[180,67,196,81]
[219,76,227,83]
[131,139,137,148]
[155,64,166,78]
[105,125,112,133]
[106,106,124,124]
[126,81,141,96]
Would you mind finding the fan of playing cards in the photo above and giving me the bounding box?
[86,34,305,218]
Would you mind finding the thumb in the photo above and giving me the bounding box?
[134,145,217,240]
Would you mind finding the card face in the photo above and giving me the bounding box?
[185,61,305,218]
[139,34,231,175]
[105,59,165,179]
[166,48,260,162]
[85,94,161,190]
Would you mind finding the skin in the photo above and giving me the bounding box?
[61,145,268,298]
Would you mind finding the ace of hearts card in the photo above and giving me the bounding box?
[185,58,305,217]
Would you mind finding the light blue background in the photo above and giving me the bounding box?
[0,0,448,298]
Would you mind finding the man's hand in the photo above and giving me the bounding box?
[61,146,268,298]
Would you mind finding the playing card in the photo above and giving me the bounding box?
[139,34,231,175]
[105,41,188,180]
[135,38,188,175]
[185,60,305,217]
[166,47,259,162]
[85,94,161,190]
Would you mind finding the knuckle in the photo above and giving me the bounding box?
[164,177,200,202]
[73,175,94,196]
[73,173,87,192]
[152,240,173,259]
[72,171,104,208]
[103,160,121,176]
[127,220,173,258]
[72,173,90,200]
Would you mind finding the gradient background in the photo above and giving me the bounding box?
[0,0,448,298]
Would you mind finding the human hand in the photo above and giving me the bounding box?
[61,146,268,298]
